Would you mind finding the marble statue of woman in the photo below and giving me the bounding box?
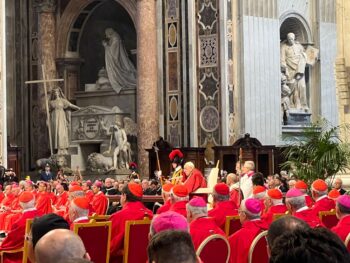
[103,28,137,93]
[50,88,80,155]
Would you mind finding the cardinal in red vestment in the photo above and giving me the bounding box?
[229,198,268,263]
[52,184,68,217]
[0,191,43,263]
[295,180,314,208]
[68,197,90,230]
[252,185,266,214]
[91,181,108,215]
[285,188,323,228]
[208,183,238,230]
[0,185,5,204]
[332,195,350,241]
[261,189,287,226]
[187,197,226,250]
[156,183,174,214]
[182,162,206,194]
[0,185,21,231]
[109,183,153,262]
[169,184,189,218]
[82,181,94,203]
[35,181,53,215]
[311,179,335,215]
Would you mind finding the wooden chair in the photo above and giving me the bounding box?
[248,230,269,263]
[196,234,230,263]
[319,210,338,229]
[22,218,33,263]
[123,217,151,263]
[73,220,112,263]
[345,232,350,252]
[0,218,33,263]
[272,213,286,221]
[225,215,241,236]
[88,213,110,222]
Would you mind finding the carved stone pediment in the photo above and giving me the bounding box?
[72,105,123,117]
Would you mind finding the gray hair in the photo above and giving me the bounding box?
[244,161,255,171]
[71,202,89,218]
[20,199,35,210]
[171,193,189,203]
[213,191,229,202]
[186,203,207,217]
[184,162,195,169]
[286,196,306,210]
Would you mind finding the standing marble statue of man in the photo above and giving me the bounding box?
[109,117,131,170]
[50,88,80,155]
[103,28,137,93]
[280,32,308,111]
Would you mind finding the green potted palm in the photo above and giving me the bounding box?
[281,119,350,186]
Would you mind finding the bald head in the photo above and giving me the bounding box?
[35,229,88,263]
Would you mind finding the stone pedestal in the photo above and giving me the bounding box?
[137,0,159,178]
[285,111,311,126]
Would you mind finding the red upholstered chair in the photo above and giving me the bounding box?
[123,217,151,263]
[225,215,241,236]
[248,230,269,263]
[319,210,338,229]
[196,234,230,263]
[345,232,350,252]
[73,220,112,263]
[0,218,33,263]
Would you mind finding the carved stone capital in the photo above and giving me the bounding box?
[34,0,56,13]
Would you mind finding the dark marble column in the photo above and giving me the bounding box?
[35,0,57,111]
[136,0,159,177]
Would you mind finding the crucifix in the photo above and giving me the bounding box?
[25,65,64,156]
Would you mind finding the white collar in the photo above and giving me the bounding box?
[296,206,309,213]
[315,195,327,202]
[73,216,89,222]
[23,207,37,213]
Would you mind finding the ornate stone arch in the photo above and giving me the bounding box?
[56,0,136,58]
[279,12,312,44]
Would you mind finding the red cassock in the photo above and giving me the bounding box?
[169,201,188,218]
[1,194,15,207]
[261,204,288,226]
[0,196,20,230]
[53,191,68,210]
[35,192,53,215]
[293,208,323,228]
[331,215,350,241]
[109,201,153,263]
[305,195,314,208]
[85,190,94,203]
[229,219,268,263]
[0,208,43,263]
[91,192,108,215]
[312,197,335,215]
[190,217,226,250]
[53,191,68,217]
[0,192,5,204]
[229,189,241,208]
[156,200,171,214]
[184,168,207,193]
[208,200,238,230]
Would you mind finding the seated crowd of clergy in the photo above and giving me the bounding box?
[0,148,349,263]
